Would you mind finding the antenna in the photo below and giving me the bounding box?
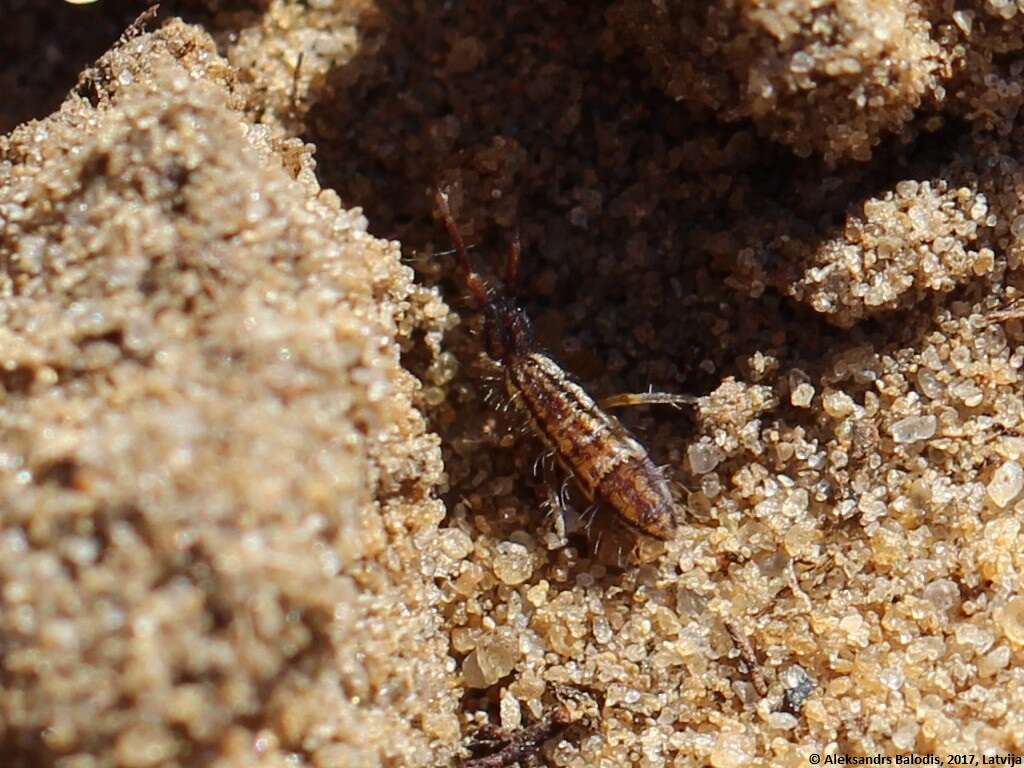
[505,230,521,295]
[434,188,489,309]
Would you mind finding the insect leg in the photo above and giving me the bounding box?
[598,392,698,410]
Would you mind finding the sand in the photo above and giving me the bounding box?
[3,1,1024,766]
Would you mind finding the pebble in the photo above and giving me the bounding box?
[987,460,1023,508]
[791,382,815,407]
[996,596,1024,645]
[492,541,533,585]
[890,414,937,443]
[688,440,724,474]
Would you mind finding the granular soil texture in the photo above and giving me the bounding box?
[5,1,1024,766]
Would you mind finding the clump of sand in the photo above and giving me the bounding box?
[606,0,951,165]
[0,17,459,768]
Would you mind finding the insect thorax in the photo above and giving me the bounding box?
[483,298,533,362]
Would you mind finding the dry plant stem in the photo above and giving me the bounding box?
[461,708,574,768]
[76,4,162,100]
[724,619,769,697]
[121,4,162,42]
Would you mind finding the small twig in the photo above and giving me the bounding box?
[786,558,813,613]
[120,3,161,44]
[289,51,305,115]
[461,708,573,768]
[75,3,162,102]
[724,619,768,697]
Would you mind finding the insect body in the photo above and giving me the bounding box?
[507,352,678,538]
[435,190,690,540]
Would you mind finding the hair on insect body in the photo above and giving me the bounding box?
[434,188,696,542]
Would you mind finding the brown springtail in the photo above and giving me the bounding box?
[434,189,694,541]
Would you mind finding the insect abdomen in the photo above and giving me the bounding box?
[506,352,677,540]
[595,457,676,539]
